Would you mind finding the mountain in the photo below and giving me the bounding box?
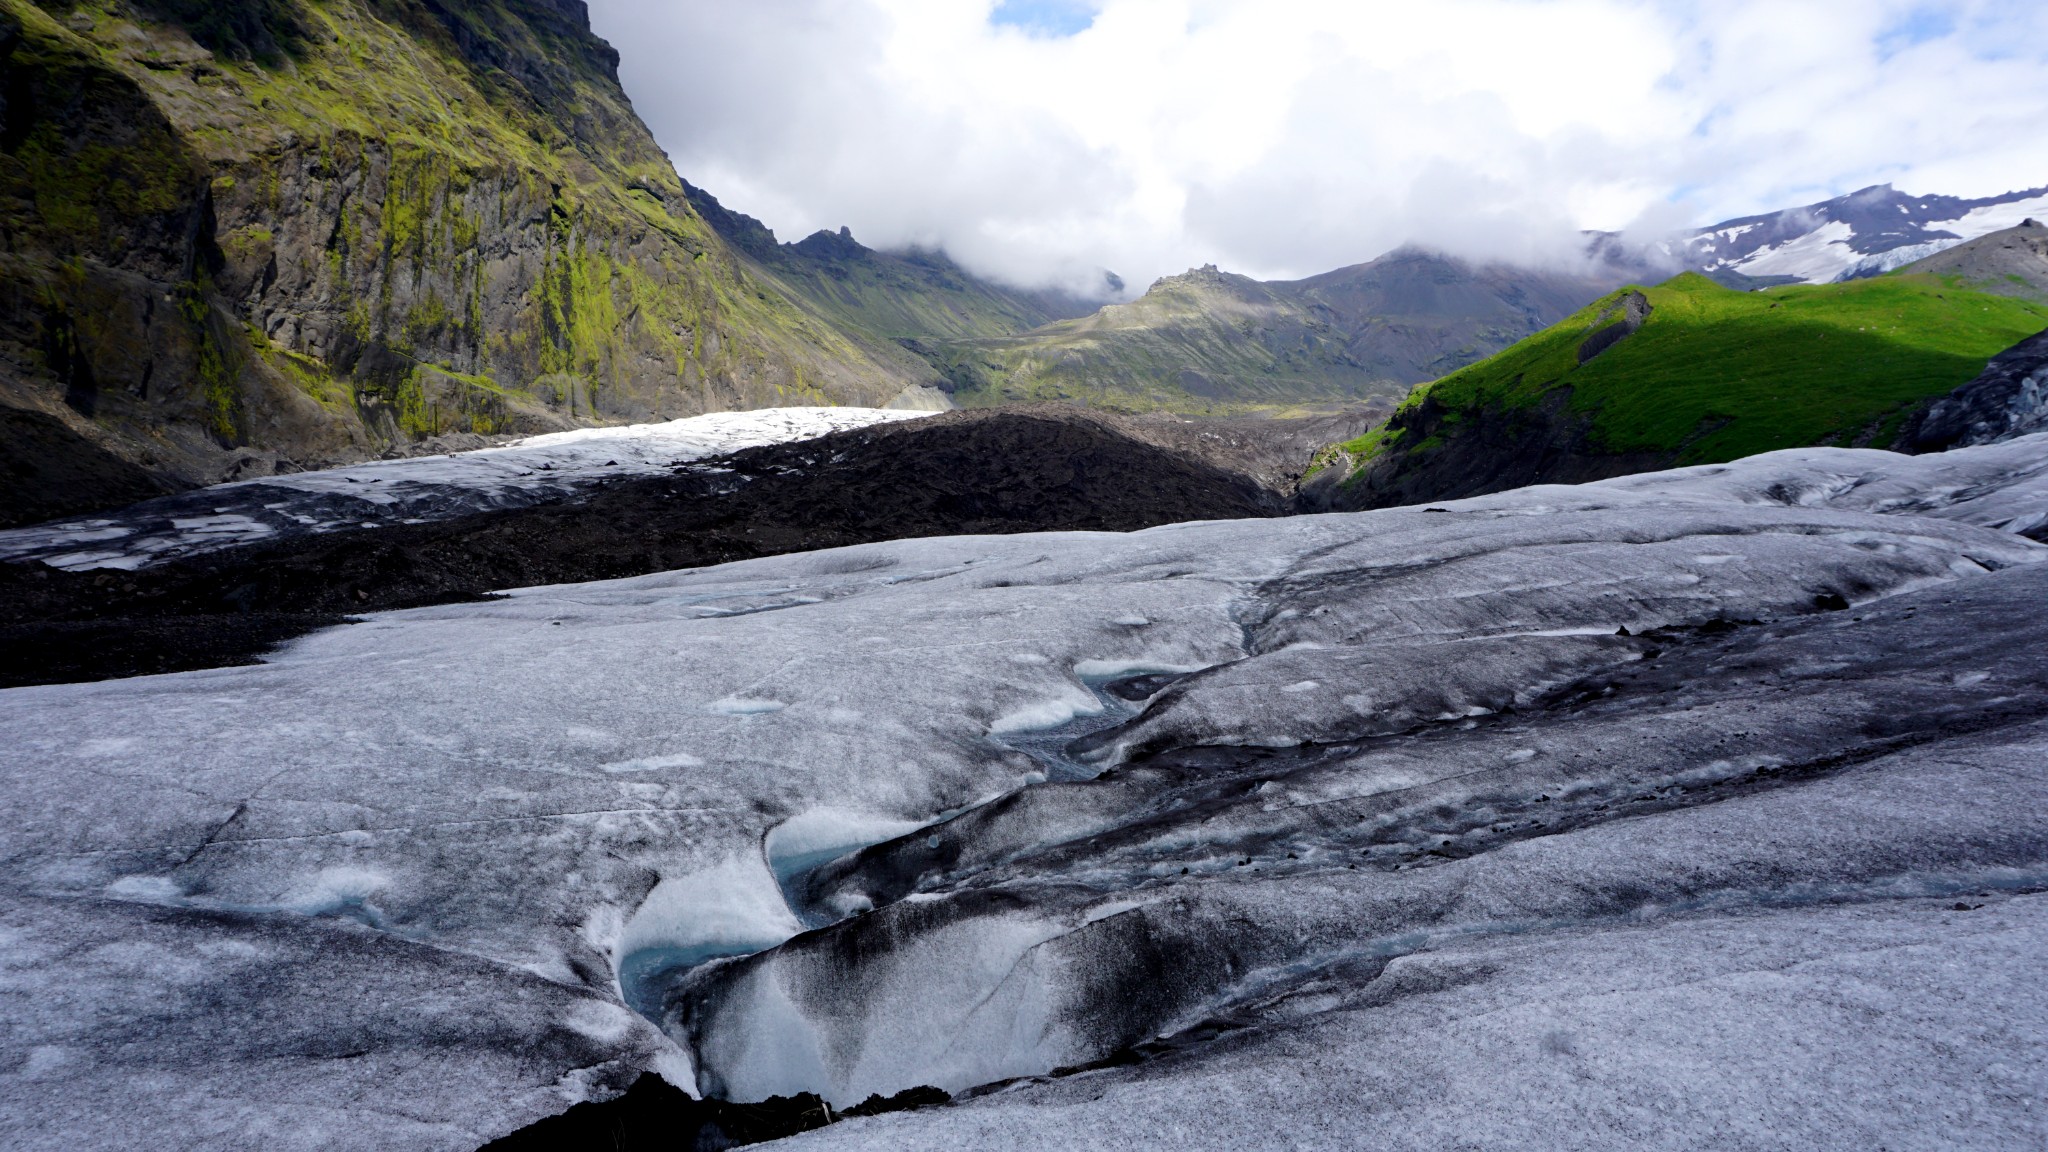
[925,263,1374,412]
[4,0,2038,528]
[1307,271,2048,510]
[898,185,2048,416]
[682,181,1108,356]
[1664,182,2048,288]
[922,249,1620,414]
[1892,218,2048,303]
[0,0,925,525]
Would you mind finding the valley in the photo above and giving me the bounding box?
[6,1,2042,528]
[918,251,1616,413]
[1,3,2046,1151]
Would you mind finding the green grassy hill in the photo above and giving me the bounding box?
[929,265,1366,413]
[1312,271,2048,509]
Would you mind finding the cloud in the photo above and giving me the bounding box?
[588,0,2048,294]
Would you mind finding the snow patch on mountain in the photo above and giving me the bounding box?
[1681,184,2048,285]
[1727,220,1856,280]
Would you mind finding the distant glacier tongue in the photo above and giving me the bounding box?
[0,406,930,571]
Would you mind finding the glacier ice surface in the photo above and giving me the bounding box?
[1,435,2046,1148]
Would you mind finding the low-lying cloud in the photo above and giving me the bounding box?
[589,0,2048,295]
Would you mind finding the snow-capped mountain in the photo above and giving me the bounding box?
[1675,183,2048,285]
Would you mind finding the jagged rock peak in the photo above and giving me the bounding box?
[792,225,870,262]
[1147,263,1239,292]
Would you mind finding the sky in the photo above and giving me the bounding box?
[587,0,2048,296]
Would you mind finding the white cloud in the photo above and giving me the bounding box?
[589,0,2048,294]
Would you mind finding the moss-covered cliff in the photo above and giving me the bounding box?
[0,0,922,524]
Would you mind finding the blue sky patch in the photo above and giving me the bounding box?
[1876,5,1958,60]
[990,0,1098,38]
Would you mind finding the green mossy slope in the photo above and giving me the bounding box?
[1425,272,2047,459]
[1313,272,2048,509]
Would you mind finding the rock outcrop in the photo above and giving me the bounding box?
[1889,218,2048,303]
[1901,326,2048,452]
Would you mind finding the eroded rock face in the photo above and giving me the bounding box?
[1902,327,2048,452]
[1574,289,1651,364]
[2,436,2046,1149]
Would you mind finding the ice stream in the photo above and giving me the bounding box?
[986,667,1176,782]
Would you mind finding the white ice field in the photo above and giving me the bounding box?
[1698,187,2048,283]
[3,434,2047,1149]
[0,406,932,571]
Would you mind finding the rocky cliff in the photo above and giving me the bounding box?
[0,0,920,525]
[684,181,1106,349]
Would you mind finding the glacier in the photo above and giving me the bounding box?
[0,406,929,572]
[1684,184,2048,285]
[2,434,2047,1149]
